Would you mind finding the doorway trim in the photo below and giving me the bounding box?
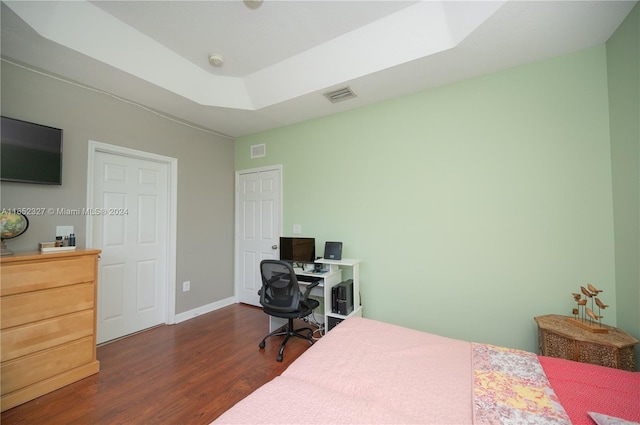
[235,164,283,303]
[86,140,178,325]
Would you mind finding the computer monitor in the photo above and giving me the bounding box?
[279,237,315,263]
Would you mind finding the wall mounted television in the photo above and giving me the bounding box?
[280,237,315,263]
[1,116,63,185]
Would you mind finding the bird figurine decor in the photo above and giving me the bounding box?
[567,283,609,333]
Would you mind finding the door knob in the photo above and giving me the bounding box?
[272,245,277,249]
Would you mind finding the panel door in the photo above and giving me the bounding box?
[236,168,281,306]
[93,151,169,344]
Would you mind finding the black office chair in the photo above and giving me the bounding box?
[258,259,320,362]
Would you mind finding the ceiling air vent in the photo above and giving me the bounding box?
[323,86,357,103]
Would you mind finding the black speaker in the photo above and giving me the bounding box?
[323,241,343,260]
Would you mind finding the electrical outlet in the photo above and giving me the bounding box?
[182,281,191,292]
[293,224,302,234]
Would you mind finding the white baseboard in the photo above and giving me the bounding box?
[173,296,236,324]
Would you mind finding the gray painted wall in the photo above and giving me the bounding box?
[1,60,235,315]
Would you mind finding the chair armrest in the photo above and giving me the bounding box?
[301,280,319,300]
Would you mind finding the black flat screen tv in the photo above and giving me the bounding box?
[280,237,315,263]
[1,116,63,185]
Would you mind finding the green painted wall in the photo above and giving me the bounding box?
[607,2,640,368]
[236,46,616,353]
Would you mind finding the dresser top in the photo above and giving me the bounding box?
[0,249,101,263]
[535,314,638,348]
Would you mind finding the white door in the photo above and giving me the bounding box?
[93,151,169,343]
[236,167,282,306]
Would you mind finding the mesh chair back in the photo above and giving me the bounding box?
[259,260,301,313]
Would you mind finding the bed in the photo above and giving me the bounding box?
[213,317,639,425]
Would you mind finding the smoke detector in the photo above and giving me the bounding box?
[208,54,224,68]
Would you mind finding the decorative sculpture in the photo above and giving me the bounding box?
[588,283,603,295]
[568,283,608,333]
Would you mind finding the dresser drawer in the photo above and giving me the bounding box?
[1,336,95,395]
[0,250,100,411]
[1,283,94,329]
[1,310,94,362]
[1,256,96,296]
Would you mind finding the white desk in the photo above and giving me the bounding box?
[269,258,362,334]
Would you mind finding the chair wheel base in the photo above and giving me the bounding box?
[259,318,315,361]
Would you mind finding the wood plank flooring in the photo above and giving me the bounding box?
[2,303,315,425]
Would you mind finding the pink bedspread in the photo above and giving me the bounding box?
[539,355,640,425]
[212,317,636,425]
[214,317,473,424]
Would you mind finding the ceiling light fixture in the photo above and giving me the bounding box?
[208,54,224,68]
[243,0,263,10]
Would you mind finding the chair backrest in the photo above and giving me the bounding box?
[259,260,300,313]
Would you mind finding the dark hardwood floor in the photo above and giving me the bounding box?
[2,303,315,425]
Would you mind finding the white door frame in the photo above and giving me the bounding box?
[235,165,283,302]
[86,140,178,325]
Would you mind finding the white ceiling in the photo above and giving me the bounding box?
[1,0,637,139]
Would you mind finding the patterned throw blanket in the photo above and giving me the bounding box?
[472,343,571,425]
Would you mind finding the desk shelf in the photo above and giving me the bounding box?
[314,258,362,332]
[270,258,363,334]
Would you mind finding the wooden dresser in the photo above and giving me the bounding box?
[534,314,638,371]
[1,249,101,411]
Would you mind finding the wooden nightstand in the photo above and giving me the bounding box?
[534,314,638,371]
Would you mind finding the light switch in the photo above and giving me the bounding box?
[293,224,302,234]
[56,226,74,237]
